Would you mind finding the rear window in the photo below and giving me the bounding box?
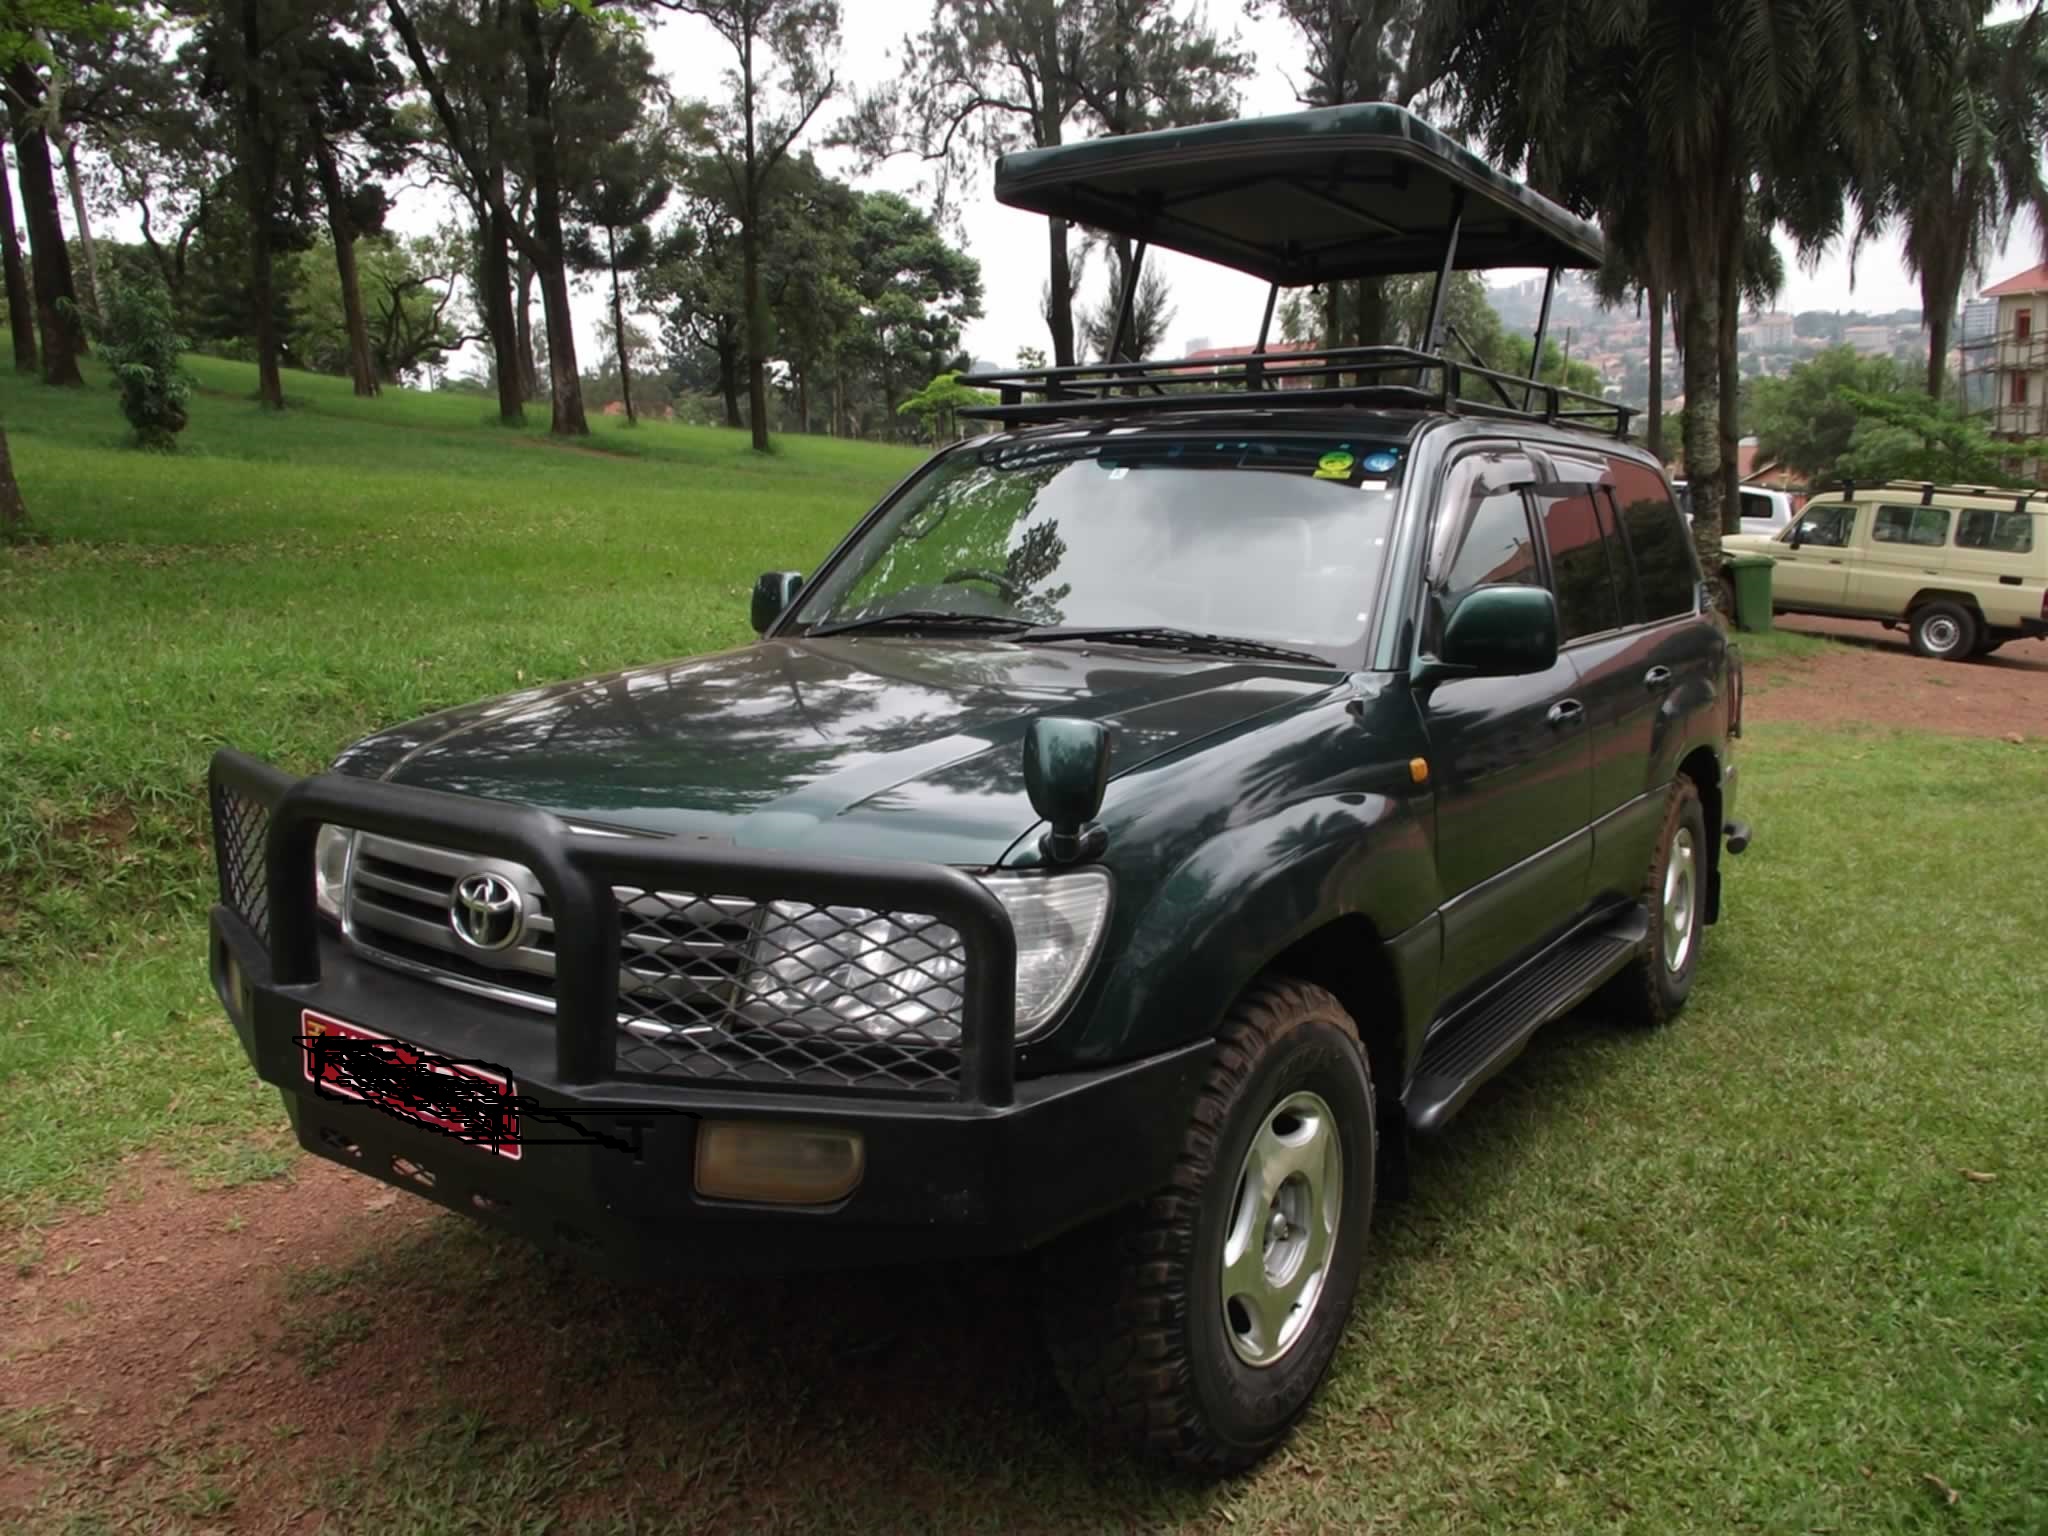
[1608,462,1697,620]
[1955,508,2036,554]
[1873,505,1951,547]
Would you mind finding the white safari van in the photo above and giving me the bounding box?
[1721,480,2048,660]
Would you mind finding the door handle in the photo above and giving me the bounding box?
[1547,700,1585,729]
[1643,665,1673,691]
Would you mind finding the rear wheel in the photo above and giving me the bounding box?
[1909,601,1977,661]
[1605,776,1707,1028]
[1040,980,1376,1474]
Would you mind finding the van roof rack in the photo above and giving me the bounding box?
[962,104,1631,439]
[1838,478,2041,512]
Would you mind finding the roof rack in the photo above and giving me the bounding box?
[959,345,1636,440]
[1838,478,2040,512]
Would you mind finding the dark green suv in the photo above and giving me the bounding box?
[205,105,1747,1472]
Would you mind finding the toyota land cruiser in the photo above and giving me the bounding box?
[204,104,1748,1473]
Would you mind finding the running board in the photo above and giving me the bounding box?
[1405,907,1647,1136]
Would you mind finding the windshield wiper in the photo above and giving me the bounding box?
[1020,626,1332,668]
[807,609,1036,639]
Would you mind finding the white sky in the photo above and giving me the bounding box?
[61,0,2048,379]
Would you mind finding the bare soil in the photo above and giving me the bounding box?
[1747,616,2047,738]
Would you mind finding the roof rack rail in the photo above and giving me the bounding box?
[1838,478,2042,512]
[958,344,1636,440]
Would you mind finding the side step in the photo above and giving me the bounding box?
[1404,907,1647,1136]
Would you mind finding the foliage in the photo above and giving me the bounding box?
[284,234,465,385]
[1835,388,2048,487]
[895,370,993,441]
[1855,9,2048,399]
[92,277,193,448]
[1749,347,1905,485]
[1079,247,1173,362]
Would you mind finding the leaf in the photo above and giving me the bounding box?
[1960,1169,1996,1183]
[1923,1473,1960,1506]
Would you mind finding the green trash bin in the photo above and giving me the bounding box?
[1721,554,1775,633]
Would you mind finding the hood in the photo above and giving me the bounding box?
[332,638,1335,864]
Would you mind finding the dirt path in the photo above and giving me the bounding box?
[1747,616,2047,738]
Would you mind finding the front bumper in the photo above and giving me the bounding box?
[207,750,1210,1272]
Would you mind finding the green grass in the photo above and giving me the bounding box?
[3,354,2045,1532]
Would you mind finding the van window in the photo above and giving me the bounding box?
[1873,505,1951,547]
[1955,508,2035,554]
[1607,461,1697,620]
[1739,491,1773,521]
[1537,488,1620,641]
[1788,504,1856,547]
[1445,489,1541,598]
[1596,489,1641,624]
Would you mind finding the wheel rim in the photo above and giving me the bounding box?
[1220,1090,1343,1369]
[1662,827,1697,974]
[1921,614,1962,654]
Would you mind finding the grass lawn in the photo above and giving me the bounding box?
[3,357,2044,1531]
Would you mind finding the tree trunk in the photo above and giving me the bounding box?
[0,425,27,541]
[233,1,283,409]
[719,343,741,427]
[607,227,633,425]
[741,214,769,451]
[515,250,540,399]
[312,136,379,397]
[1680,274,1722,582]
[480,206,525,425]
[514,0,585,436]
[1923,269,1957,401]
[1046,217,1075,368]
[5,77,82,388]
[795,362,809,433]
[55,131,98,329]
[1646,283,1664,462]
[1717,212,1742,537]
[0,145,37,374]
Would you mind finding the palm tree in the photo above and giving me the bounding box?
[1419,0,1963,573]
[1860,8,2048,401]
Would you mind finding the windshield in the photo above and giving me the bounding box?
[791,435,1405,664]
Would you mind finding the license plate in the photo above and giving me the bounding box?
[301,1009,520,1160]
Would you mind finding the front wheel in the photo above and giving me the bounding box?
[1040,980,1377,1474]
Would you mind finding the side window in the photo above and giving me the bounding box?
[1872,504,1951,547]
[1537,487,1620,641]
[1607,460,1697,620]
[1596,489,1641,624]
[1955,509,2035,554]
[1789,504,1856,547]
[1445,488,1541,600]
[1739,491,1771,522]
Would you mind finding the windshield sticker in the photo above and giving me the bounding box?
[1362,450,1400,474]
[1314,451,1355,481]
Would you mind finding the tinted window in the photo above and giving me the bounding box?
[1446,488,1540,600]
[1538,488,1620,641]
[1788,504,1856,547]
[1740,491,1773,521]
[1873,505,1951,547]
[1955,508,2036,554]
[1609,461,1697,620]
[1597,489,1640,624]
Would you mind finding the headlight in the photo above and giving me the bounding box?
[740,870,1112,1045]
[314,825,353,921]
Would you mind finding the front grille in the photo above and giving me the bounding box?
[341,834,966,1095]
[211,779,272,940]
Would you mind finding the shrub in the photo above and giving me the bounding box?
[95,282,194,450]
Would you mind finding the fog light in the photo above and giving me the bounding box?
[694,1122,864,1205]
[217,942,250,1021]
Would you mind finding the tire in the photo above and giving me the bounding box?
[1605,775,1708,1028]
[1908,601,1977,661]
[1040,980,1377,1474]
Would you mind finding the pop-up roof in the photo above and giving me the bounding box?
[994,103,1605,285]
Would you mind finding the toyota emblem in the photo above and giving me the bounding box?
[450,871,525,952]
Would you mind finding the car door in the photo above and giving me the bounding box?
[1851,501,1953,619]
[1417,448,1594,1005]
[1770,502,1858,610]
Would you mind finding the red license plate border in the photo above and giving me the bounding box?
[300,1008,521,1161]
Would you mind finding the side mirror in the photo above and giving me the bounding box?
[1023,717,1111,865]
[1786,528,1804,549]
[751,571,804,634]
[1411,585,1560,693]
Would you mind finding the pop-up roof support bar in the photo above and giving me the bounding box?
[1524,268,1558,409]
[1420,190,1467,352]
[1107,240,1151,363]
